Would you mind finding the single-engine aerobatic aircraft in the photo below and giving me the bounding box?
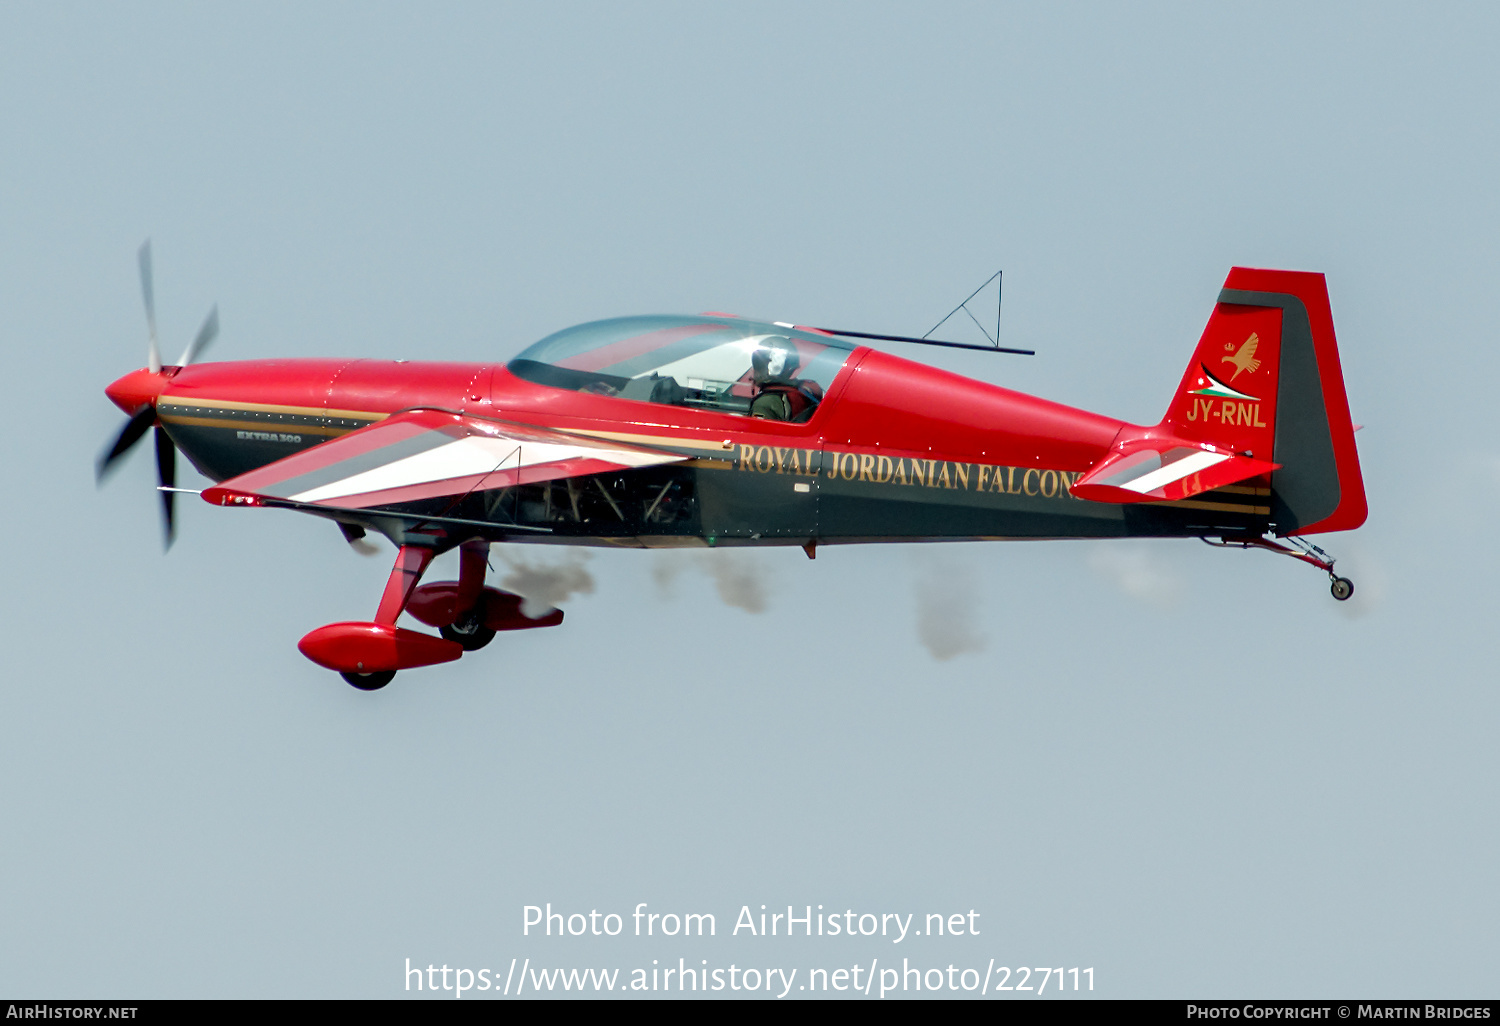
[100,251,1365,690]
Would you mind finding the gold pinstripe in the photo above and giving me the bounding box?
[567,427,733,456]
[156,413,352,436]
[1147,498,1271,515]
[157,396,386,421]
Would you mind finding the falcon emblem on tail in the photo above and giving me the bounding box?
[1221,333,1261,380]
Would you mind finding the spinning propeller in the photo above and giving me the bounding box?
[96,241,219,548]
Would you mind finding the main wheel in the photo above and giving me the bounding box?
[341,669,396,690]
[441,612,496,651]
[1330,576,1354,601]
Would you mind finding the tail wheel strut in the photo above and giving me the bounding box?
[1203,534,1354,601]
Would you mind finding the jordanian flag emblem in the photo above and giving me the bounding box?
[1191,366,1259,401]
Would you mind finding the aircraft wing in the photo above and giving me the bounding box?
[202,408,687,517]
[1070,437,1279,504]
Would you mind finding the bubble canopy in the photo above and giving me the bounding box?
[507,315,859,420]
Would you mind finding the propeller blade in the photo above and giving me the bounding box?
[139,240,161,374]
[155,424,176,549]
[96,406,156,481]
[178,304,219,367]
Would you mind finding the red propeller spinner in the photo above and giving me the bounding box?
[96,240,219,548]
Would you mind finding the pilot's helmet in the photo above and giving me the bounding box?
[751,336,798,380]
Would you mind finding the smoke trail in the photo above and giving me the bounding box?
[912,552,986,661]
[698,551,769,613]
[1086,544,1183,608]
[648,549,771,613]
[650,550,688,599]
[496,549,596,617]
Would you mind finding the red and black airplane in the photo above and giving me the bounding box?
[100,252,1366,690]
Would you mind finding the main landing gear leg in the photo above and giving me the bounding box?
[374,544,438,625]
[299,544,464,689]
[335,544,440,689]
[440,541,498,651]
[292,546,456,690]
[1203,534,1354,601]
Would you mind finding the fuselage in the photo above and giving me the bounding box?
[108,319,1273,547]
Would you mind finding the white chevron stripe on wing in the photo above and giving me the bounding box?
[288,435,672,504]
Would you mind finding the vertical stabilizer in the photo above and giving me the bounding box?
[1160,268,1366,535]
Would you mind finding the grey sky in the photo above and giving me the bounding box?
[2,1,1496,998]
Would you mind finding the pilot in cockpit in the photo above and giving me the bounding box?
[748,337,824,421]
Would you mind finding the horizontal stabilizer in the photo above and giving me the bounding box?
[1071,439,1279,504]
[203,408,686,511]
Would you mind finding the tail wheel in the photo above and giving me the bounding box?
[1330,577,1354,601]
[441,612,496,651]
[341,669,396,690]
